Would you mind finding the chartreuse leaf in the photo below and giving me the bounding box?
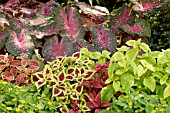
[160,74,169,85]
[143,76,156,92]
[90,51,102,59]
[117,46,129,52]
[101,84,115,102]
[165,66,170,73]
[139,42,151,53]
[111,51,125,62]
[126,48,138,61]
[101,50,111,59]
[139,60,155,72]
[113,81,121,92]
[136,65,147,77]
[120,73,134,93]
[108,63,117,78]
[164,85,170,98]
[126,39,141,47]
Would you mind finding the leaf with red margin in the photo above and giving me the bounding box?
[91,24,117,52]
[55,5,85,42]
[132,0,168,12]
[120,19,151,37]
[42,35,74,61]
[5,29,35,58]
[109,5,135,33]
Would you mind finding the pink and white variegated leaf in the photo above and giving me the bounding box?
[42,35,74,61]
[91,24,117,53]
[5,29,35,58]
[109,5,135,33]
[120,19,151,37]
[0,32,7,49]
[132,0,168,12]
[55,5,85,42]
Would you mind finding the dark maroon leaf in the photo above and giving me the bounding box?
[70,100,79,110]
[58,72,65,81]
[72,52,81,58]
[53,87,62,96]
[50,82,56,86]
[109,5,134,33]
[38,81,44,86]
[66,75,73,80]
[91,24,117,52]
[76,86,83,94]
[93,83,103,88]
[82,81,90,86]
[68,68,74,74]
[42,36,74,61]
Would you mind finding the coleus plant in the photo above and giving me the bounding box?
[0,53,39,85]
[31,49,96,112]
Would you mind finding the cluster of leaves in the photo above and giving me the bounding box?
[0,0,169,62]
[31,49,97,113]
[148,3,170,51]
[0,80,58,113]
[0,53,39,85]
[101,39,170,104]
[81,48,112,113]
[100,87,170,113]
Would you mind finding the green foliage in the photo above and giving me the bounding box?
[100,88,170,113]
[101,39,170,104]
[149,4,170,51]
[0,80,58,113]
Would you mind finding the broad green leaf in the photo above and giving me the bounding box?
[126,48,138,61]
[111,51,125,62]
[136,65,146,77]
[152,72,163,79]
[165,67,170,73]
[139,42,151,53]
[120,73,134,92]
[118,60,126,67]
[102,50,111,59]
[101,84,115,102]
[164,85,170,98]
[117,46,129,51]
[113,81,120,92]
[90,52,102,59]
[42,87,50,94]
[143,76,156,92]
[160,74,169,85]
[126,39,141,47]
[115,69,125,75]
[139,60,155,72]
[108,63,117,78]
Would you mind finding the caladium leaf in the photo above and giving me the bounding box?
[42,36,74,61]
[120,19,151,37]
[5,29,35,58]
[55,5,85,42]
[132,0,168,12]
[91,24,117,52]
[0,32,8,49]
[109,5,135,33]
